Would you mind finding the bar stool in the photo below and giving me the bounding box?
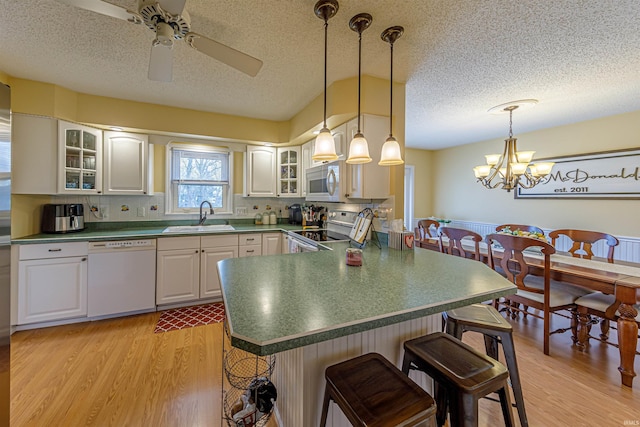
[401,332,515,427]
[320,352,437,427]
[444,304,528,427]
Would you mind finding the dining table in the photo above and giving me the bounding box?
[418,235,640,388]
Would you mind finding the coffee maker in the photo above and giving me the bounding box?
[41,204,85,233]
[288,204,302,225]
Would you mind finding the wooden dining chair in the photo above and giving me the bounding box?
[438,227,482,261]
[495,224,544,236]
[414,219,440,251]
[573,292,640,351]
[548,228,619,262]
[486,233,588,355]
[549,229,620,347]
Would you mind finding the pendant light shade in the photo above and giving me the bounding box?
[346,13,372,165]
[379,26,404,166]
[380,135,403,165]
[312,0,339,162]
[314,127,338,161]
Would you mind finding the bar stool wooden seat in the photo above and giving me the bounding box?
[401,332,515,427]
[320,352,437,427]
[444,304,528,427]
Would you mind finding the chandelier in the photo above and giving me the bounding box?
[473,100,554,192]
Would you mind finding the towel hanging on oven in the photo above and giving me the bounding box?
[349,208,376,248]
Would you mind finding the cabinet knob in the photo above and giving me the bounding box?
[195,250,199,254]
[81,258,87,261]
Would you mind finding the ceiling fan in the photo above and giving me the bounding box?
[56,0,263,81]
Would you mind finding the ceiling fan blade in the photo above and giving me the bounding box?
[148,43,173,82]
[158,0,187,16]
[185,32,263,77]
[55,0,141,23]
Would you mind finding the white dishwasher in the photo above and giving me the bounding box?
[88,239,156,318]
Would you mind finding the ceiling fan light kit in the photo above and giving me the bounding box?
[473,99,555,192]
[56,0,263,81]
[312,0,340,162]
[346,13,373,165]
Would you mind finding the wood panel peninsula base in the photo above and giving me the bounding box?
[219,243,517,426]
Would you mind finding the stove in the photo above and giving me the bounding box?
[293,209,359,242]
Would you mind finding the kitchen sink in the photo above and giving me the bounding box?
[162,224,235,233]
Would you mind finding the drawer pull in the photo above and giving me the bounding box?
[246,250,254,253]
[48,248,62,252]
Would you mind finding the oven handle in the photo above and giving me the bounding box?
[326,169,337,196]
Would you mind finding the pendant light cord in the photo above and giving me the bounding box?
[388,41,394,137]
[323,19,328,128]
[357,31,362,133]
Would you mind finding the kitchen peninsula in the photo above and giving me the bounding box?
[218,242,516,426]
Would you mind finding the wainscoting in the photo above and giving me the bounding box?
[443,219,640,263]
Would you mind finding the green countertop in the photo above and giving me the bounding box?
[11,221,304,244]
[218,243,517,355]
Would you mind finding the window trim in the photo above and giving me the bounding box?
[165,143,234,215]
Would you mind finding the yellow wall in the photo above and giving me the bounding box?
[5,74,406,231]
[431,110,640,236]
[405,148,434,218]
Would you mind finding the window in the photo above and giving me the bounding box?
[167,144,233,214]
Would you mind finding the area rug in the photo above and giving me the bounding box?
[154,302,226,333]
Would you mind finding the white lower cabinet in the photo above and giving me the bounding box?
[239,233,262,257]
[200,235,239,300]
[262,233,282,256]
[18,242,88,325]
[157,235,238,305]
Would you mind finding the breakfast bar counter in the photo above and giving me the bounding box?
[218,242,516,426]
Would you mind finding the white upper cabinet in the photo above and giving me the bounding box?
[12,114,58,194]
[276,147,300,197]
[12,115,103,195]
[345,114,390,200]
[103,131,153,195]
[331,123,347,161]
[244,146,277,197]
[58,120,103,194]
[301,140,313,197]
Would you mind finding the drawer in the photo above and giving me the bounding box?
[19,241,88,260]
[157,236,200,251]
[239,244,262,257]
[239,234,262,246]
[201,234,239,248]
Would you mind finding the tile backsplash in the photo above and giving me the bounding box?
[49,193,394,226]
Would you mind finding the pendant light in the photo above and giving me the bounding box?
[379,26,404,166]
[312,0,339,162]
[346,13,373,164]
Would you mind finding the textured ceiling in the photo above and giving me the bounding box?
[1,0,640,149]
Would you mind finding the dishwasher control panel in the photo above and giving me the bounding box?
[89,239,156,251]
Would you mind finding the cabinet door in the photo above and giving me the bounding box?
[345,115,390,200]
[12,114,58,194]
[58,120,103,194]
[332,123,347,160]
[276,147,300,197]
[201,246,238,299]
[156,249,200,305]
[18,256,88,324]
[245,146,277,197]
[301,141,313,196]
[262,233,282,256]
[103,131,151,195]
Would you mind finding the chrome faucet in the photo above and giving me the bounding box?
[199,201,214,225]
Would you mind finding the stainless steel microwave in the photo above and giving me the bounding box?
[305,162,345,202]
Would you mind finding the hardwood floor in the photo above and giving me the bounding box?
[10,310,640,426]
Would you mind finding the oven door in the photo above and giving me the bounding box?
[305,163,343,202]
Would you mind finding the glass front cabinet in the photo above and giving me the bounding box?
[276,147,300,197]
[58,120,103,194]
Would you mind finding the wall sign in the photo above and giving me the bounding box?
[515,148,640,199]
